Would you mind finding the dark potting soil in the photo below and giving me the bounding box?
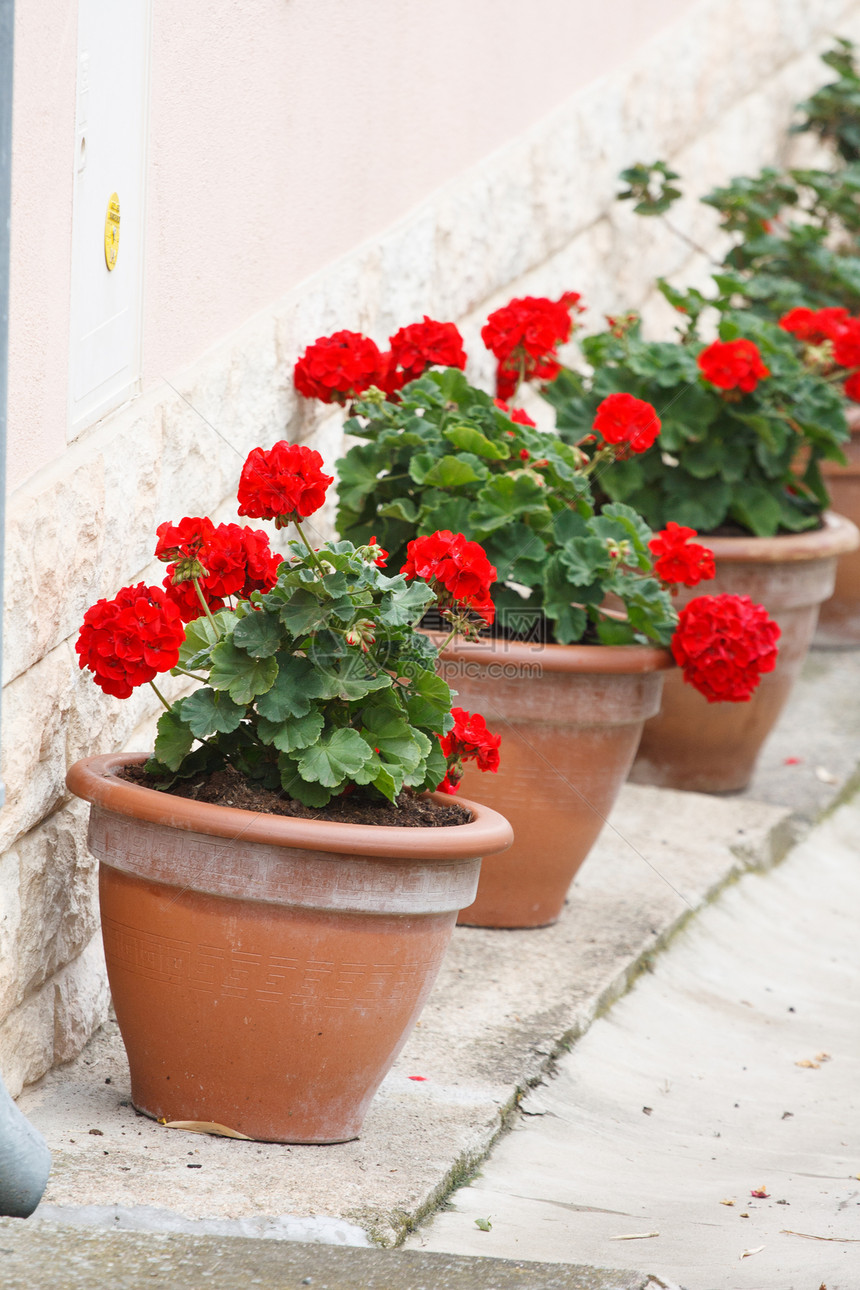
[117,762,471,828]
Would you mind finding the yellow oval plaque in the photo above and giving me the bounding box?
[104,192,120,270]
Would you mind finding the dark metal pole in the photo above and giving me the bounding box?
[0,0,52,1219]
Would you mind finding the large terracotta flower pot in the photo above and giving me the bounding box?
[65,753,513,1144]
[816,413,860,645]
[436,640,673,929]
[632,512,860,794]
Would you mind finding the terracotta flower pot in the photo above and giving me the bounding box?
[816,412,860,645]
[632,512,860,794]
[436,640,673,929]
[65,753,513,1144]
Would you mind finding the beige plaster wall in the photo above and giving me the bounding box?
[3,0,860,1095]
[7,0,691,493]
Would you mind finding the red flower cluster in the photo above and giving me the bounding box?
[481,293,583,399]
[293,330,385,404]
[437,707,501,794]
[777,307,860,399]
[76,583,186,699]
[671,593,780,703]
[237,442,333,527]
[400,530,496,624]
[649,523,715,588]
[593,392,661,455]
[493,398,537,428]
[697,338,770,394]
[157,519,282,621]
[831,317,860,369]
[778,306,848,344]
[383,317,467,396]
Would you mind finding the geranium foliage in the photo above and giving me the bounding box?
[336,367,679,646]
[544,311,848,537]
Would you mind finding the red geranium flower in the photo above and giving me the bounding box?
[437,707,501,794]
[161,522,283,622]
[368,535,388,568]
[593,392,661,455]
[493,398,537,428]
[671,594,780,703]
[697,339,770,393]
[155,516,217,582]
[778,306,848,344]
[293,330,385,404]
[482,293,583,399]
[845,372,860,403]
[649,523,716,587]
[76,583,186,699]
[832,317,860,369]
[237,442,334,528]
[383,316,467,396]
[401,530,496,624]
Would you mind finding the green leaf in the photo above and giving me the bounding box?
[232,610,282,658]
[361,707,429,775]
[257,707,325,753]
[336,442,386,511]
[378,496,419,523]
[443,424,510,459]
[729,484,783,536]
[176,610,237,670]
[209,639,279,705]
[153,709,195,772]
[420,454,484,488]
[542,553,588,643]
[379,579,435,627]
[473,474,552,535]
[255,655,321,721]
[559,536,611,587]
[296,728,374,788]
[413,738,448,794]
[592,502,652,554]
[278,756,333,807]
[403,669,454,729]
[278,587,355,636]
[662,476,731,531]
[180,687,245,738]
[595,617,637,645]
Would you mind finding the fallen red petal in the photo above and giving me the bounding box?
[408,1075,427,1082]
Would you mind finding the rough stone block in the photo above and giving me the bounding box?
[0,986,54,1099]
[52,935,109,1067]
[8,801,97,1014]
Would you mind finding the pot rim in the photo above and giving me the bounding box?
[699,510,859,564]
[66,753,514,860]
[438,637,674,674]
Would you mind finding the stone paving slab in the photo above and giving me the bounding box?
[16,784,790,1248]
[410,796,860,1290]
[0,1219,653,1290]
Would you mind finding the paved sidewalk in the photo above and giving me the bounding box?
[409,796,860,1290]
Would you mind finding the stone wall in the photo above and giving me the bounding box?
[3,0,860,1096]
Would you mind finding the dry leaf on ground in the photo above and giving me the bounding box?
[782,1229,860,1242]
[163,1120,252,1139]
[740,1245,765,1259]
